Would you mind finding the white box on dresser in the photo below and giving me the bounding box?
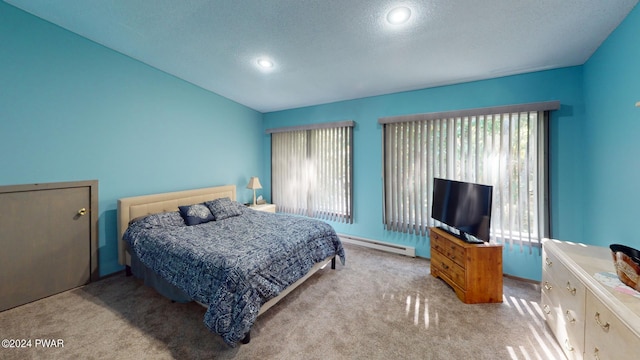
[542,240,640,360]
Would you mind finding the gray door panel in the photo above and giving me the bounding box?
[0,186,91,311]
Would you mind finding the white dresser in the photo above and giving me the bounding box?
[542,240,640,360]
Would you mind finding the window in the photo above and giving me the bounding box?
[268,121,354,223]
[380,102,559,249]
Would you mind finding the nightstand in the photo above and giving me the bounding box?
[249,203,276,213]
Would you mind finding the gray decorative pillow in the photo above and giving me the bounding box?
[178,203,215,226]
[205,197,243,221]
[129,211,186,228]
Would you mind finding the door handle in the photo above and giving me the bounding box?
[77,208,87,216]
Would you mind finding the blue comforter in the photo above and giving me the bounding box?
[123,206,345,346]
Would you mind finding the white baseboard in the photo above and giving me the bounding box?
[338,234,416,257]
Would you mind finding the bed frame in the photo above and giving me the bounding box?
[117,184,335,343]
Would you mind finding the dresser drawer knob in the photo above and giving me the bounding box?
[593,347,600,360]
[545,257,553,266]
[543,281,553,291]
[594,312,610,332]
[543,304,551,315]
[565,310,576,324]
[564,339,574,352]
[566,282,576,295]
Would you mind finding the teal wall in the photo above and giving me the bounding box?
[2,1,638,281]
[263,67,586,281]
[583,4,640,249]
[262,3,640,281]
[0,3,264,276]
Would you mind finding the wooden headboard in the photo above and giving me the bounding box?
[117,184,236,266]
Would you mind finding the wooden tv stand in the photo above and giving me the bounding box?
[429,227,503,304]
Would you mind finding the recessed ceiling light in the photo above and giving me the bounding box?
[387,6,411,25]
[257,58,274,69]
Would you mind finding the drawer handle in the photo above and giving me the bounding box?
[565,310,575,324]
[564,339,574,352]
[543,281,552,291]
[594,312,610,332]
[545,257,553,266]
[566,282,576,295]
[441,262,449,270]
[593,347,600,360]
[543,304,551,315]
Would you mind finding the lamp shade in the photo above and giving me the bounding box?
[246,177,262,190]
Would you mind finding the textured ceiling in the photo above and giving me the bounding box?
[5,0,639,112]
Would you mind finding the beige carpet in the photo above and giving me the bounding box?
[0,243,565,360]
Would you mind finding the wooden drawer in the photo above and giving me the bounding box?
[542,272,586,352]
[542,248,587,318]
[431,231,466,267]
[430,227,502,304]
[584,291,640,360]
[542,240,640,360]
[542,244,586,360]
[431,249,466,288]
[541,291,583,360]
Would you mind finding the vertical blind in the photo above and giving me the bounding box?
[380,101,558,249]
[269,121,354,223]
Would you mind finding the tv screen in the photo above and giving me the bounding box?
[431,178,493,242]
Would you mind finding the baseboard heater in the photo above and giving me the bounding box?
[338,234,416,257]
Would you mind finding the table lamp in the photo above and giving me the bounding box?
[246,177,262,206]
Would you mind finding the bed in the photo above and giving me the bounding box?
[117,184,345,346]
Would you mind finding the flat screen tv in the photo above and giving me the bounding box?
[431,178,493,243]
